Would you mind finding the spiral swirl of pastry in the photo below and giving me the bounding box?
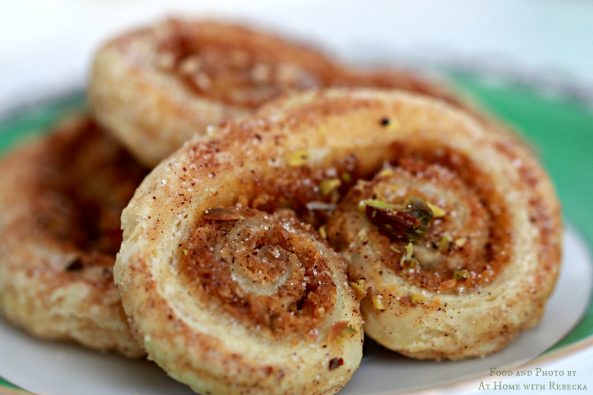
[116,207,362,394]
[0,116,146,357]
[181,207,346,336]
[113,109,374,393]
[117,89,561,384]
[90,18,467,166]
[313,90,560,360]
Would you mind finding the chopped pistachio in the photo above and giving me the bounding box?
[411,293,426,304]
[405,197,433,229]
[340,171,352,183]
[318,225,328,240]
[427,202,446,218]
[455,237,467,247]
[438,234,452,252]
[399,242,418,268]
[328,322,358,342]
[371,294,386,310]
[349,279,368,300]
[363,198,435,241]
[286,149,309,166]
[403,257,419,269]
[404,242,414,260]
[377,168,395,178]
[454,269,470,280]
[360,199,398,210]
[319,178,341,196]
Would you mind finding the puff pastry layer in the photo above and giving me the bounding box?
[0,116,146,357]
[120,89,560,367]
[90,19,467,166]
[113,93,385,392]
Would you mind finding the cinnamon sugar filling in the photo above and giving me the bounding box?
[328,146,513,293]
[34,118,147,271]
[178,208,337,338]
[156,25,330,108]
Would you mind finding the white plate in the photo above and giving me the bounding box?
[0,226,591,395]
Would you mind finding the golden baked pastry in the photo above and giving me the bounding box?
[317,90,560,360]
[0,116,146,357]
[89,18,468,166]
[113,116,366,392]
[117,88,561,374]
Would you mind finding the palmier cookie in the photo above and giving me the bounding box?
[112,98,379,392]
[119,88,560,371]
[90,18,469,166]
[0,116,147,357]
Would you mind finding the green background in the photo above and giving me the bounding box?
[0,74,592,391]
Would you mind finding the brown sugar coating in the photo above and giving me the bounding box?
[178,208,337,338]
[154,19,468,111]
[156,20,339,109]
[328,147,513,293]
[91,18,482,166]
[33,117,148,273]
[113,89,561,383]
